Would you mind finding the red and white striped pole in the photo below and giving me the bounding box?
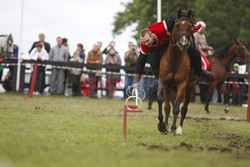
[247,75,250,122]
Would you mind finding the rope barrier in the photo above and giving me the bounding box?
[0,60,249,84]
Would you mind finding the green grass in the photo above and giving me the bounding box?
[0,93,250,167]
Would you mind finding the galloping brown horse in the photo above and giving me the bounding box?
[157,9,197,135]
[204,39,250,113]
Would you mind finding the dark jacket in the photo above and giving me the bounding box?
[80,50,86,63]
[29,41,51,54]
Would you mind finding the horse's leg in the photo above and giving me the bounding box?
[171,83,186,135]
[162,85,170,134]
[204,82,217,113]
[177,85,194,135]
[157,80,167,133]
[218,84,230,114]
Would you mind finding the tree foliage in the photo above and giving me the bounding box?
[113,0,250,49]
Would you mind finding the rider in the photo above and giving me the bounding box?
[135,15,215,83]
[193,21,212,72]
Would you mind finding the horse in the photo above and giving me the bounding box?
[157,9,197,135]
[0,34,13,62]
[204,39,250,113]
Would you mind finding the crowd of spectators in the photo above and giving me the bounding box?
[0,33,248,105]
[0,33,142,99]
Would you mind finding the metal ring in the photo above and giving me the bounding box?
[125,96,142,111]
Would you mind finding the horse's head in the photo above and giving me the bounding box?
[0,34,13,58]
[171,9,193,51]
[233,39,250,60]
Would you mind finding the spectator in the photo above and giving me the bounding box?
[124,41,138,98]
[29,33,50,54]
[30,43,49,94]
[87,43,103,98]
[102,41,117,54]
[229,63,245,105]
[29,33,50,93]
[70,51,83,96]
[62,38,72,96]
[97,41,102,51]
[62,38,70,59]
[49,37,68,95]
[76,43,86,62]
[2,69,12,92]
[146,73,157,110]
[102,41,118,97]
[105,48,121,99]
[12,44,18,58]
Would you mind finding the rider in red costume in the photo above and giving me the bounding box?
[135,15,215,83]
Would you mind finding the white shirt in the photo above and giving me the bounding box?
[30,48,49,61]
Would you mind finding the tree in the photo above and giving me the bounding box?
[113,0,250,49]
[196,0,241,48]
[113,0,156,40]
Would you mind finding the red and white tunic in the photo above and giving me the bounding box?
[139,21,210,71]
[193,31,211,71]
[140,20,171,55]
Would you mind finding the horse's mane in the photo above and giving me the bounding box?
[0,35,8,38]
[214,42,235,59]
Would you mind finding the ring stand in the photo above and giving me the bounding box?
[123,83,145,142]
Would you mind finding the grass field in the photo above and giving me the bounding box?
[0,93,250,167]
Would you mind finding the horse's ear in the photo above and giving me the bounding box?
[187,9,192,18]
[235,38,240,45]
[177,8,182,18]
[9,34,12,37]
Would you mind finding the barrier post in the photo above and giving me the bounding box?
[123,105,143,142]
[123,106,127,142]
[29,64,38,98]
[247,75,250,122]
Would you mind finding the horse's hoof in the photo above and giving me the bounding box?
[224,108,229,114]
[158,122,167,133]
[176,126,183,136]
[171,130,176,136]
[205,109,210,114]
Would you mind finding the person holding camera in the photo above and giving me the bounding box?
[102,41,118,55]
[124,41,139,98]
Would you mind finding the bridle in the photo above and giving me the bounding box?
[167,17,193,87]
[0,35,13,57]
[170,18,192,51]
[233,42,250,62]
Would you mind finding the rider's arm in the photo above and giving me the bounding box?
[164,15,176,33]
[135,51,148,82]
